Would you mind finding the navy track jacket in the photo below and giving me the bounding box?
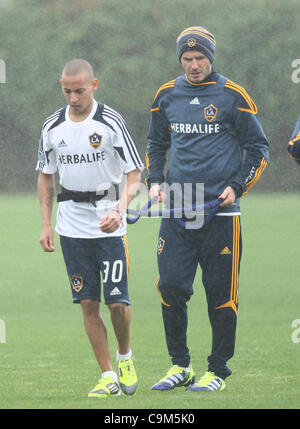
[146,72,269,214]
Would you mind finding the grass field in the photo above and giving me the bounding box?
[0,193,300,410]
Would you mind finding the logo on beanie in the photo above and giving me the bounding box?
[187,38,197,47]
[204,104,218,122]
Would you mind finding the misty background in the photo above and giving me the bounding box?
[0,0,299,193]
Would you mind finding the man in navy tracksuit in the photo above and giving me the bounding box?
[146,26,269,392]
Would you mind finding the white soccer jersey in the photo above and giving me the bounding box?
[36,99,144,238]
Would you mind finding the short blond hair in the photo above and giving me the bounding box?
[62,59,94,80]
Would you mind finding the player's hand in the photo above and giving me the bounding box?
[39,226,56,252]
[219,186,236,207]
[100,211,122,233]
[149,184,165,203]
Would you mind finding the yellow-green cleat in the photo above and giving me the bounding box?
[151,365,195,391]
[186,371,226,392]
[118,357,138,395]
[88,375,121,398]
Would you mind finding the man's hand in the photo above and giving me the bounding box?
[219,186,236,207]
[100,210,122,233]
[149,184,165,203]
[39,225,56,252]
[99,168,141,233]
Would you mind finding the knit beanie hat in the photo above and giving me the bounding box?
[176,26,216,63]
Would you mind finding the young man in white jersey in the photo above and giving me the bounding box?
[37,59,144,398]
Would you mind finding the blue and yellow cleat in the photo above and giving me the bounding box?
[151,365,195,391]
[186,371,226,392]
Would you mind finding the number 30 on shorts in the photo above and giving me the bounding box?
[102,260,123,283]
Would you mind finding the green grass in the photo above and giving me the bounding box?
[0,193,300,409]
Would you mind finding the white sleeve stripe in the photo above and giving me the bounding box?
[37,134,45,171]
[103,107,143,168]
[103,107,142,167]
[42,112,61,130]
[42,107,64,130]
[38,109,63,171]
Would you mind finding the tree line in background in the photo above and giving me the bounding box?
[0,0,300,192]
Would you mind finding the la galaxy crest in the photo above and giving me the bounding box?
[204,104,218,122]
[89,132,103,149]
[157,237,165,255]
[187,38,197,47]
[70,275,83,293]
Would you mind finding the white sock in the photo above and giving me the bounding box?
[116,349,132,361]
[102,371,118,383]
[182,366,190,371]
